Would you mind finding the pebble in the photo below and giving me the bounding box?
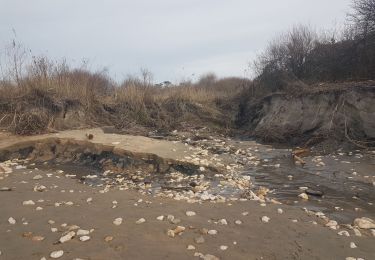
[218,219,228,225]
[79,236,90,242]
[277,208,283,214]
[104,236,114,242]
[77,229,90,236]
[202,254,219,260]
[8,217,16,225]
[353,229,362,236]
[220,245,228,251]
[325,220,338,230]
[195,236,205,244]
[350,242,357,249]
[59,231,75,243]
[33,175,43,180]
[33,185,46,192]
[156,215,164,221]
[298,193,309,200]
[86,197,93,203]
[235,220,242,225]
[136,218,146,224]
[186,211,196,217]
[36,206,43,211]
[187,245,195,250]
[338,231,350,237]
[242,211,249,216]
[31,236,45,241]
[50,250,64,259]
[167,229,175,238]
[353,217,375,229]
[208,230,218,235]
[261,216,270,223]
[113,218,123,226]
[23,200,35,206]
[51,228,58,232]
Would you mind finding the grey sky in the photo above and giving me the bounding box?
[0,0,352,83]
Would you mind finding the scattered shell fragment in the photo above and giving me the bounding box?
[79,236,90,242]
[23,200,35,206]
[113,218,123,226]
[136,218,146,224]
[59,231,75,243]
[8,217,16,225]
[186,211,196,217]
[261,216,270,223]
[50,250,64,259]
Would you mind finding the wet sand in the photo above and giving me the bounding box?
[1,165,374,260]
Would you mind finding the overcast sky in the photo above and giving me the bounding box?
[0,0,352,83]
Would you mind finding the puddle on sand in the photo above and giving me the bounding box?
[244,149,375,223]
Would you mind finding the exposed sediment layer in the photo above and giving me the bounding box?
[237,85,375,144]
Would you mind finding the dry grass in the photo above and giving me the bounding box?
[0,53,249,135]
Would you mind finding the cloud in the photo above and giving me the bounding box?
[0,0,352,82]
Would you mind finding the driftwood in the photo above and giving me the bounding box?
[293,154,306,165]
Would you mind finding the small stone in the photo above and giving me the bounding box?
[167,215,174,221]
[350,242,357,249]
[171,218,181,224]
[36,207,43,211]
[242,211,249,216]
[86,197,93,203]
[104,236,114,242]
[59,231,75,243]
[32,236,45,241]
[187,245,195,250]
[208,230,218,235]
[136,218,146,224]
[156,215,164,221]
[235,220,242,225]
[50,250,64,258]
[79,236,90,242]
[173,226,186,235]
[195,236,205,244]
[0,187,12,191]
[298,193,309,200]
[167,229,175,238]
[220,245,228,251]
[325,220,338,230]
[51,228,58,233]
[23,200,35,206]
[353,228,362,237]
[218,219,228,225]
[186,211,196,217]
[77,229,90,236]
[33,175,43,180]
[353,217,375,229]
[277,208,283,214]
[261,216,270,223]
[8,217,16,224]
[202,254,219,260]
[338,231,350,237]
[33,185,46,192]
[48,220,55,225]
[113,218,123,226]
[371,229,375,237]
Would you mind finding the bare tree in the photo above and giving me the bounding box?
[350,0,375,35]
[254,25,318,79]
